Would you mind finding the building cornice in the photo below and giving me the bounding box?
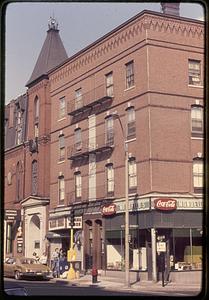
[49,11,204,88]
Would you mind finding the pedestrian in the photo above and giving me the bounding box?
[32,252,40,263]
[51,248,59,277]
[39,251,47,266]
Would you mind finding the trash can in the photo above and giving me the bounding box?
[92,267,98,283]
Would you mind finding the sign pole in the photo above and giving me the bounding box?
[67,211,76,280]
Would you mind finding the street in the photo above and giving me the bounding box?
[3,278,202,297]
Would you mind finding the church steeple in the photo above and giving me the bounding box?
[26,17,68,87]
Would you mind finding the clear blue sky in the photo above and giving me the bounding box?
[5,2,204,104]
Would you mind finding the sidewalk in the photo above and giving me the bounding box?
[53,274,202,295]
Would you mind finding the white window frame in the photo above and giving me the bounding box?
[126,107,136,139]
[106,164,114,193]
[58,176,65,205]
[106,72,114,97]
[105,116,114,145]
[59,135,65,161]
[75,128,82,150]
[128,158,137,189]
[75,88,83,109]
[191,106,203,135]
[193,159,203,192]
[59,97,66,119]
[125,61,134,89]
[75,172,82,198]
[188,59,201,86]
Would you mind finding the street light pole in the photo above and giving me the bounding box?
[112,111,130,288]
[124,142,130,288]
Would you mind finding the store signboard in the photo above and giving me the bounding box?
[101,203,116,216]
[154,198,177,211]
[157,242,166,252]
[116,198,150,213]
[151,198,203,210]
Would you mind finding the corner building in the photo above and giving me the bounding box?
[48,7,204,283]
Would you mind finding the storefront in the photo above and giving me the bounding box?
[103,195,203,282]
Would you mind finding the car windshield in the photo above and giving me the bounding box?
[20,258,37,264]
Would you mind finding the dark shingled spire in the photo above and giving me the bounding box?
[26,17,68,87]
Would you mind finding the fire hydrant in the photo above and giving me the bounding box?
[92,267,98,283]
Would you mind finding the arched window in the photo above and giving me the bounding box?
[31,160,38,195]
[34,97,39,138]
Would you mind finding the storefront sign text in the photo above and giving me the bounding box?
[154,198,177,211]
[101,204,116,216]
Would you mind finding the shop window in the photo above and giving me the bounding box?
[125,60,134,89]
[59,96,66,119]
[105,116,114,146]
[169,228,202,271]
[191,105,203,137]
[6,223,13,254]
[106,72,114,97]
[193,158,203,193]
[188,59,201,86]
[59,134,65,161]
[126,107,136,139]
[58,175,65,205]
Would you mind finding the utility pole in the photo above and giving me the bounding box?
[67,209,76,280]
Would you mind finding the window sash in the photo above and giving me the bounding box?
[189,60,201,85]
[75,129,82,150]
[59,178,65,203]
[126,62,134,88]
[193,161,203,188]
[107,165,114,192]
[75,174,82,197]
[129,160,137,188]
[106,73,114,97]
[75,89,83,109]
[59,97,66,118]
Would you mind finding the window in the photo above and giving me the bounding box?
[59,135,65,161]
[193,158,203,193]
[125,61,134,89]
[75,88,82,109]
[34,97,39,137]
[75,128,82,150]
[31,160,38,195]
[106,163,114,194]
[16,111,22,145]
[191,105,203,137]
[59,96,66,119]
[58,176,65,205]
[128,158,137,189]
[16,162,21,202]
[188,60,201,86]
[75,172,82,199]
[106,72,114,97]
[126,107,136,139]
[105,116,114,146]
[6,223,13,254]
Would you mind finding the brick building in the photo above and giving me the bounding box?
[4,4,204,283]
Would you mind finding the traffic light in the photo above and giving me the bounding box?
[69,209,74,228]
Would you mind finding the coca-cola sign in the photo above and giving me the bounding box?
[101,203,116,216]
[154,198,177,211]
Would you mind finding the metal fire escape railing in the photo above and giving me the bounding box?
[67,84,113,116]
[67,133,114,160]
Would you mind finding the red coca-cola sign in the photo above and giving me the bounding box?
[101,203,116,216]
[154,198,177,211]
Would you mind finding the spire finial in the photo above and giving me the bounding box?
[48,16,58,30]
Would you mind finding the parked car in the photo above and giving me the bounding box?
[4,257,53,280]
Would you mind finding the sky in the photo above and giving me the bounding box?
[5,1,205,104]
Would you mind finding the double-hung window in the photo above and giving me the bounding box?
[191,105,203,137]
[16,111,22,145]
[75,128,82,151]
[126,61,134,89]
[105,116,114,146]
[193,158,203,193]
[106,163,114,194]
[75,172,82,199]
[75,88,82,110]
[59,97,66,119]
[58,176,65,205]
[128,157,137,190]
[59,134,65,161]
[106,72,114,97]
[189,59,201,86]
[126,107,136,139]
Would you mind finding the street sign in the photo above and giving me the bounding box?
[157,242,166,252]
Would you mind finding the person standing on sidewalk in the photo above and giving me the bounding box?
[51,248,59,277]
